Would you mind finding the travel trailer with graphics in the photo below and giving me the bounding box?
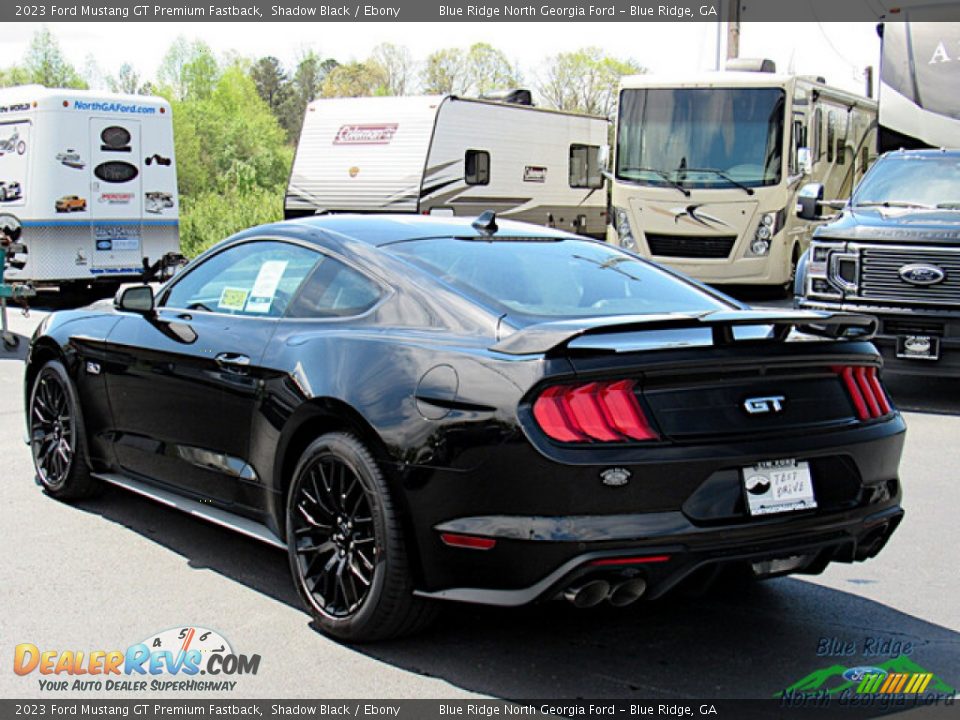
[285,94,609,238]
[877,18,960,151]
[0,86,180,294]
[609,63,877,290]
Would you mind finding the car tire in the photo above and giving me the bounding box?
[286,432,437,642]
[28,360,101,500]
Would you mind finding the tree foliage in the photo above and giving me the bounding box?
[421,44,522,96]
[538,47,646,117]
[321,62,387,98]
[0,27,86,88]
[368,43,414,96]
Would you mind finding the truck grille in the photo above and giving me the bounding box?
[858,246,960,306]
[645,233,736,259]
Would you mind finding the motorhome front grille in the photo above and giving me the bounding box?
[857,246,960,306]
[645,233,736,259]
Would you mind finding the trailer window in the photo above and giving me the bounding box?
[812,108,822,161]
[569,145,603,189]
[465,150,490,185]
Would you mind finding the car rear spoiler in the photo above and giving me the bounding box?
[489,310,878,356]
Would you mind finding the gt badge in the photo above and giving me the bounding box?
[744,395,786,414]
[600,468,631,487]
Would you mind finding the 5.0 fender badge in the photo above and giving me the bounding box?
[600,468,631,487]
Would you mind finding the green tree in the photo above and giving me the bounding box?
[157,37,218,101]
[538,48,645,117]
[171,64,291,199]
[420,48,466,94]
[277,50,337,141]
[321,62,387,98]
[464,43,522,95]
[368,43,414,95]
[250,56,290,113]
[19,27,86,88]
[107,63,145,94]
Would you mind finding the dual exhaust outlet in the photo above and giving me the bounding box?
[563,578,647,608]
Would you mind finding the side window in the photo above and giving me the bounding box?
[163,240,320,318]
[790,118,807,175]
[465,149,490,185]
[827,111,836,163]
[812,108,822,161]
[286,256,382,319]
[569,144,603,189]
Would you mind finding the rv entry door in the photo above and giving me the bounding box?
[89,118,143,275]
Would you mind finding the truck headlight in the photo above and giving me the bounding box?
[613,206,636,250]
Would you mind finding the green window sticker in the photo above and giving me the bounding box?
[218,287,249,312]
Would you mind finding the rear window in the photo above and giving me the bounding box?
[386,237,731,318]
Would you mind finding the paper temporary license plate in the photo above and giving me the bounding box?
[742,459,817,516]
[896,335,940,361]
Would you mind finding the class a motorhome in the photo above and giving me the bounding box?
[285,93,609,238]
[877,15,960,151]
[0,85,180,293]
[608,61,877,288]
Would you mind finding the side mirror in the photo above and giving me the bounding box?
[797,147,812,175]
[796,182,825,220]
[597,144,611,173]
[115,285,155,314]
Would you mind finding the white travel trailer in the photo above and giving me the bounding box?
[286,94,609,238]
[0,85,180,293]
[609,64,877,289]
[877,18,960,151]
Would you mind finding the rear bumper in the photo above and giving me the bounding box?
[418,503,903,606]
[410,412,905,605]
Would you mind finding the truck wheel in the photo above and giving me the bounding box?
[28,360,101,500]
[286,432,437,642]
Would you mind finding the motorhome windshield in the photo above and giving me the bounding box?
[616,87,785,190]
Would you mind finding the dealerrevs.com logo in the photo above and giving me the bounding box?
[13,626,260,692]
[333,124,399,145]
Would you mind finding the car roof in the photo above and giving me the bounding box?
[880,149,960,160]
[282,214,579,247]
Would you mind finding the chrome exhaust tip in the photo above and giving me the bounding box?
[563,580,611,608]
[608,578,647,607]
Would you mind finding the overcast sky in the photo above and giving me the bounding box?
[8,22,880,96]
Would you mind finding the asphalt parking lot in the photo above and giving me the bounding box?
[1,299,958,701]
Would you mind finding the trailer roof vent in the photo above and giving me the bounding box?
[725,58,777,74]
[478,88,533,106]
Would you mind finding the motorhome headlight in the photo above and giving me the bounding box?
[750,236,771,256]
[748,209,785,257]
[613,206,636,250]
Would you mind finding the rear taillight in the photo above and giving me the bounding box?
[835,366,893,420]
[532,380,658,443]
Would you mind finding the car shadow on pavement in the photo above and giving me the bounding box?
[70,484,960,700]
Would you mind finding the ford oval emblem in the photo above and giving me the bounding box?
[842,666,887,682]
[899,263,945,286]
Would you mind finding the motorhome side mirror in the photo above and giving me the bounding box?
[797,182,825,220]
[797,147,812,175]
[115,285,155,314]
[597,144,611,173]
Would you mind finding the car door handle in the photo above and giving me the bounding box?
[215,352,251,369]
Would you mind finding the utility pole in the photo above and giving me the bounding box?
[726,0,741,60]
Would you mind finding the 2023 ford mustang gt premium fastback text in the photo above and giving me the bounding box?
[25,214,905,641]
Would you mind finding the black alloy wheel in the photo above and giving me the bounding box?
[29,361,100,499]
[286,432,437,641]
[290,453,378,618]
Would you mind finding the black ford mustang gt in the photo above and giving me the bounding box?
[25,214,905,641]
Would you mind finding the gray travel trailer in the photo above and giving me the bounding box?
[285,93,609,238]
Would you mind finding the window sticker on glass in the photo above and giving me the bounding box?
[218,287,249,312]
[246,260,288,314]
